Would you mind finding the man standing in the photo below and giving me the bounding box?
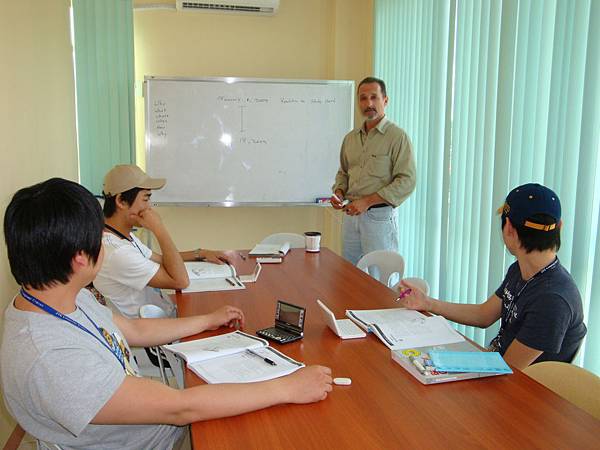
[94,164,230,318]
[332,77,416,265]
[400,183,587,370]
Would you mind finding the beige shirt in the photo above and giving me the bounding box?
[332,117,416,207]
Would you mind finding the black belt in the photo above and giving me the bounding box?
[368,203,389,210]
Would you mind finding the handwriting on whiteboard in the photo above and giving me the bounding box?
[153,100,168,137]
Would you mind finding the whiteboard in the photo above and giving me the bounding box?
[144,77,354,205]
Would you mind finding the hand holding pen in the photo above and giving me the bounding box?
[396,280,433,313]
[395,288,412,302]
[331,192,349,210]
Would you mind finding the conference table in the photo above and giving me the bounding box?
[174,248,600,449]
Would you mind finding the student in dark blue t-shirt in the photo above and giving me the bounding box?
[399,183,587,370]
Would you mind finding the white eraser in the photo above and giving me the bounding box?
[333,377,352,386]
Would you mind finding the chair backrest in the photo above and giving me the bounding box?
[84,284,106,306]
[523,361,600,420]
[260,232,305,248]
[37,439,64,450]
[140,304,168,319]
[356,250,405,288]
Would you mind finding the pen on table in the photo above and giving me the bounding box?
[238,253,247,260]
[225,278,236,287]
[395,288,412,302]
[246,349,277,366]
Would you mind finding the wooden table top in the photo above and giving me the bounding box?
[174,248,600,449]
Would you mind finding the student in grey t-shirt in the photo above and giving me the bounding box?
[1,178,333,449]
[2,290,183,449]
[398,183,586,370]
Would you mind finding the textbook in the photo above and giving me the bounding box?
[163,330,304,383]
[346,308,464,349]
[183,261,245,293]
[391,340,512,385]
[249,242,291,258]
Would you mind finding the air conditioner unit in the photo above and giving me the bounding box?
[176,0,279,15]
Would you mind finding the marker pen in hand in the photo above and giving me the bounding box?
[395,288,412,302]
[332,193,350,207]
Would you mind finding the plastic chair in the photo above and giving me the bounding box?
[356,250,405,288]
[139,305,184,388]
[260,232,305,248]
[523,361,600,420]
[392,277,430,295]
[36,440,64,449]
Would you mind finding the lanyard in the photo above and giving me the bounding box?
[104,224,144,256]
[489,258,559,351]
[504,258,559,320]
[19,288,126,371]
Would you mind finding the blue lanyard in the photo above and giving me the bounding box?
[19,288,126,371]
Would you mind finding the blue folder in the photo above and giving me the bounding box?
[429,351,513,374]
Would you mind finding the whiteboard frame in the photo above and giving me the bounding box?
[143,76,355,207]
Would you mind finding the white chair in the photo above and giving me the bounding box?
[392,277,430,295]
[523,361,600,420]
[260,232,305,248]
[139,305,184,389]
[36,440,64,450]
[356,250,405,288]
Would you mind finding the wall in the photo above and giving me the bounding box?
[133,0,373,253]
[0,0,79,445]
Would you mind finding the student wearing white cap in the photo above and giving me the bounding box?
[94,164,230,318]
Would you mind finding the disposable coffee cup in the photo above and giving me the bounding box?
[304,231,322,253]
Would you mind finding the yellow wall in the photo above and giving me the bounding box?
[133,0,373,253]
[0,0,78,444]
[0,0,372,445]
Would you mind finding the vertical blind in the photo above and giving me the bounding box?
[373,0,452,300]
[374,0,600,373]
[72,0,136,195]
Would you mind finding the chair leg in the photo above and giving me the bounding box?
[156,347,168,385]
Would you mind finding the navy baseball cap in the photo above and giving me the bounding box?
[497,183,561,231]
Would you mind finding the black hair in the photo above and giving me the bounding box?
[502,213,561,253]
[102,187,143,218]
[358,77,387,97]
[4,178,104,289]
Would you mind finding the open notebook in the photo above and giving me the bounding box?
[346,308,464,349]
[249,242,291,258]
[183,262,245,293]
[164,331,304,383]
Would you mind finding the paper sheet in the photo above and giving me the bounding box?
[189,347,304,383]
